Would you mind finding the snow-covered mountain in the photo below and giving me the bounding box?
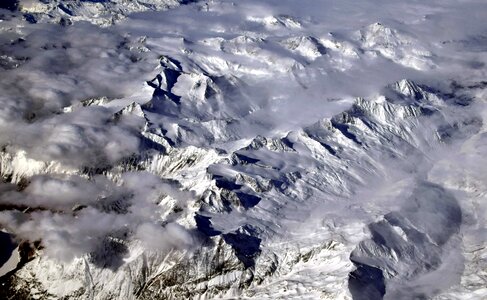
[0,0,486,299]
[15,0,197,26]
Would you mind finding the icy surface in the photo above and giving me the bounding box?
[0,0,487,299]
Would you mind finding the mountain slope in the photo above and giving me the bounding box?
[0,0,487,299]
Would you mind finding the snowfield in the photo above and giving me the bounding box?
[0,0,487,299]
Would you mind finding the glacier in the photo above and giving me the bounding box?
[0,0,487,299]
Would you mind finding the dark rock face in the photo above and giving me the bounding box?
[349,262,386,300]
[0,0,18,11]
[0,231,17,273]
[195,214,222,237]
[223,227,261,268]
[348,182,463,299]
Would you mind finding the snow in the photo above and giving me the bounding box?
[0,0,487,299]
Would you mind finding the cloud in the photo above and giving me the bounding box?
[0,1,486,292]
[0,174,109,209]
[0,19,156,168]
[0,171,196,262]
[135,222,194,251]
